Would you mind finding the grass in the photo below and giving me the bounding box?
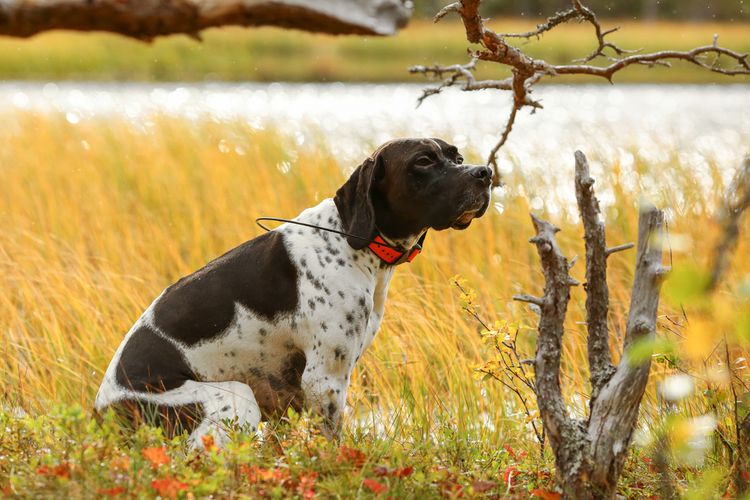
[0,19,748,83]
[1,113,749,497]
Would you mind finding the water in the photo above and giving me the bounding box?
[1,82,748,190]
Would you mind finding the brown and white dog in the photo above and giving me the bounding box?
[95,138,492,448]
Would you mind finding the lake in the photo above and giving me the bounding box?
[1,82,748,197]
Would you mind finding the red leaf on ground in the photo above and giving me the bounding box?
[393,466,413,478]
[502,466,518,487]
[363,478,388,494]
[503,444,527,461]
[296,471,318,500]
[240,465,260,483]
[200,434,217,452]
[530,488,561,499]
[374,465,414,478]
[472,480,497,493]
[240,464,290,485]
[337,446,367,468]
[36,462,71,479]
[151,477,188,499]
[97,486,126,497]
[142,446,170,468]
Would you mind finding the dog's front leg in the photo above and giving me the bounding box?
[300,345,354,440]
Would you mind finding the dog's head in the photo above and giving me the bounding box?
[334,138,492,249]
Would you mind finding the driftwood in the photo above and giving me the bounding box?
[514,151,668,498]
[412,0,750,186]
[0,0,412,40]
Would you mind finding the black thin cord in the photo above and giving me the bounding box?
[255,217,405,251]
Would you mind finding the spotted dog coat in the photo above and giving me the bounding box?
[95,138,492,448]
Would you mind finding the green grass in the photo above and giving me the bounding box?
[0,19,748,83]
[5,404,677,498]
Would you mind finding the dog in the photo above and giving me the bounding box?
[95,138,492,448]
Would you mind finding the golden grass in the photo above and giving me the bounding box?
[1,112,748,449]
[0,19,747,82]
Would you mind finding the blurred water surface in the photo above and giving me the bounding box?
[1,82,748,191]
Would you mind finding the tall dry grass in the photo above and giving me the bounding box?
[1,112,748,449]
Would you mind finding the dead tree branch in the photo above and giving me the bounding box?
[0,0,411,40]
[411,0,750,186]
[586,203,668,495]
[707,156,750,292]
[517,151,667,498]
[410,58,514,106]
[574,151,619,405]
[704,156,750,496]
[526,213,590,495]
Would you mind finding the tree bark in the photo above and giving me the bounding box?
[574,151,616,405]
[526,215,591,497]
[0,0,411,40]
[586,203,668,497]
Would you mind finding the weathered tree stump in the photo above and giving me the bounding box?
[515,151,669,498]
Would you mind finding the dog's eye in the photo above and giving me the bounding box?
[414,156,433,167]
[455,155,464,164]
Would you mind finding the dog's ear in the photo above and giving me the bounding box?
[334,152,384,249]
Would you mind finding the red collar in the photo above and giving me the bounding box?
[367,232,427,265]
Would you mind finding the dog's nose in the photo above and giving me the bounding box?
[470,166,493,180]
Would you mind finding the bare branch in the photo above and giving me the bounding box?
[409,57,513,107]
[499,7,579,39]
[499,1,635,63]
[606,243,635,256]
[513,294,545,306]
[451,0,482,44]
[412,0,750,170]
[0,0,412,40]
[570,0,636,62]
[707,156,750,291]
[433,1,460,22]
[525,213,590,492]
[574,151,616,404]
[553,45,750,81]
[587,203,668,491]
